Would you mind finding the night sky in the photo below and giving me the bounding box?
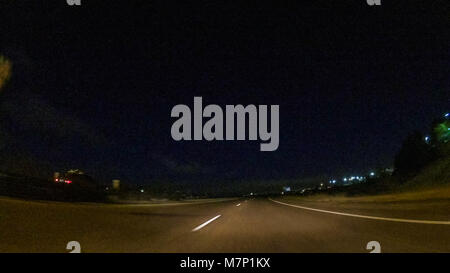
[0,1,449,187]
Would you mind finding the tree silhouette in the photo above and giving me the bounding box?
[394,130,435,177]
[0,55,12,92]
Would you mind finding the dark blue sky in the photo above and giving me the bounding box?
[0,0,449,185]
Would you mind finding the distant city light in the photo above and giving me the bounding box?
[424,136,430,143]
[444,113,449,118]
[370,172,375,176]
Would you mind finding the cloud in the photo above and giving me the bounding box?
[151,154,207,175]
[1,90,107,146]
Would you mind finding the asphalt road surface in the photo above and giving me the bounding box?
[0,197,449,252]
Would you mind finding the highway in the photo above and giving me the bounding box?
[0,197,449,252]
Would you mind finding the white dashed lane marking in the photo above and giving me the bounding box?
[192,215,222,232]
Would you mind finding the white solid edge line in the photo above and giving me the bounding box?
[192,215,222,232]
[236,203,241,206]
[269,198,450,225]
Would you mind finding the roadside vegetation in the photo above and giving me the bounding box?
[289,115,450,202]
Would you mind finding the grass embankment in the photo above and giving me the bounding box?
[287,184,450,204]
